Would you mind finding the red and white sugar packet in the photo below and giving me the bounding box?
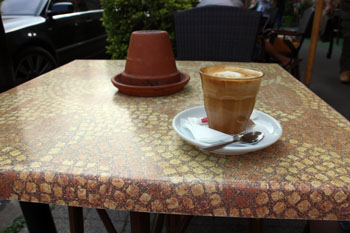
[187,117,208,125]
[187,117,255,127]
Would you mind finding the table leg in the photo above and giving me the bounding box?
[19,202,57,233]
[165,214,180,233]
[177,215,193,233]
[250,218,263,233]
[152,214,192,233]
[130,211,150,233]
[151,214,165,233]
[96,209,118,233]
[308,220,344,233]
[68,206,84,233]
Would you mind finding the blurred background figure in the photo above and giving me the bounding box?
[251,0,271,16]
[197,0,244,8]
[326,0,350,83]
[274,0,285,28]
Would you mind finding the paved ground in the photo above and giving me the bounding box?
[0,200,23,232]
[0,39,348,233]
[299,38,350,118]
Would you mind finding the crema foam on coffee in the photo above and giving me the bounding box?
[210,71,243,79]
[208,67,262,79]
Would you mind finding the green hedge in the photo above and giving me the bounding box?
[100,0,198,59]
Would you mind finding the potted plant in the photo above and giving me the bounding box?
[101,0,198,59]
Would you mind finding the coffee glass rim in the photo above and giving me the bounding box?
[199,65,264,81]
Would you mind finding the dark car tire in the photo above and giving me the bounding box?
[14,47,57,84]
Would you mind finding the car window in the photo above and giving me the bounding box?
[52,0,100,12]
[1,0,44,15]
[85,0,101,10]
[72,0,101,11]
[71,0,87,12]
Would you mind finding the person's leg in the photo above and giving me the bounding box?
[339,12,350,82]
[340,37,350,82]
[275,7,284,29]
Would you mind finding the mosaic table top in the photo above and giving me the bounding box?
[0,60,349,221]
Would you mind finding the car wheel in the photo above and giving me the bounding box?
[14,47,57,84]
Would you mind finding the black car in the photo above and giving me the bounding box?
[1,0,107,85]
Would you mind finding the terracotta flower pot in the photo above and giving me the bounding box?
[120,30,181,86]
[111,30,190,97]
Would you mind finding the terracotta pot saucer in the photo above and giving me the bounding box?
[111,72,190,97]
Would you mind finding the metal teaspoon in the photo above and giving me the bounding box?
[201,131,264,152]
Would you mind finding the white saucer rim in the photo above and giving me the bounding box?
[172,106,283,155]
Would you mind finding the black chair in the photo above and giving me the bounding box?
[174,6,262,62]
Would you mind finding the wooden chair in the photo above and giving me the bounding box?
[262,7,314,78]
[174,5,262,62]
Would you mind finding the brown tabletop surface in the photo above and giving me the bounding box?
[0,60,349,221]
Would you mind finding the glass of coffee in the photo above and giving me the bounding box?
[199,65,263,134]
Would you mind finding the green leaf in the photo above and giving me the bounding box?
[101,0,199,58]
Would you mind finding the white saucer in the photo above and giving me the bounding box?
[172,106,283,155]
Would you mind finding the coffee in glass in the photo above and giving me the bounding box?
[199,65,263,134]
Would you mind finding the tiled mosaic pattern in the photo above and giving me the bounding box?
[0,60,349,220]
